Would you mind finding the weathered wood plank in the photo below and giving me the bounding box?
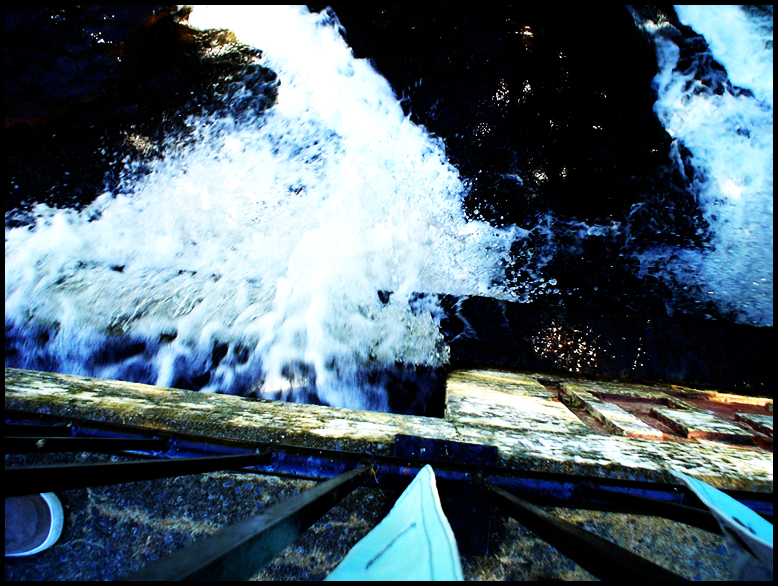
[563,385,664,439]
[4,368,773,491]
[444,369,772,492]
[652,406,756,442]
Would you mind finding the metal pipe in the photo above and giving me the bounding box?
[5,436,169,454]
[6,413,772,518]
[4,452,272,497]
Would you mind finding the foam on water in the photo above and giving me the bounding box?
[636,5,773,326]
[6,6,773,409]
[4,6,515,410]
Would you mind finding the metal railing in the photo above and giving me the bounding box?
[5,409,772,581]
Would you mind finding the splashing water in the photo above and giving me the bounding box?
[5,6,773,409]
[4,6,515,410]
[636,5,773,326]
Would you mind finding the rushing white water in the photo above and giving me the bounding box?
[5,6,773,410]
[636,5,773,326]
[4,6,515,410]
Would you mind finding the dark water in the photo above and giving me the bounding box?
[5,6,773,410]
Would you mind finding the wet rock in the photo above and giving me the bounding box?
[441,294,772,394]
[5,6,278,215]
[5,6,170,128]
[325,6,674,223]
[322,6,715,317]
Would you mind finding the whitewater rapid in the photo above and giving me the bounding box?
[636,5,773,326]
[4,6,773,411]
[5,6,515,410]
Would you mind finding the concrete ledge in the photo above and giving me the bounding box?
[4,367,773,492]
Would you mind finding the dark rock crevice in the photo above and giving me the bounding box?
[5,6,278,217]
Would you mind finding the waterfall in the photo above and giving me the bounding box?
[635,5,773,327]
[4,6,773,409]
[4,6,515,411]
